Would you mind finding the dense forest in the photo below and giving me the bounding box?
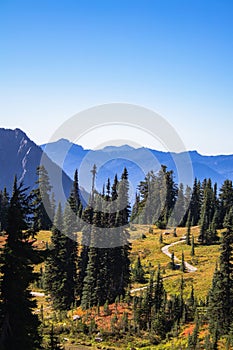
[1,165,233,349]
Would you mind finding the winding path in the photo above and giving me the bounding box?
[131,237,197,294]
[161,237,197,272]
[31,238,197,297]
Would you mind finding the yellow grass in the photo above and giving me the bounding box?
[129,225,221,299]
[31,226,224,349]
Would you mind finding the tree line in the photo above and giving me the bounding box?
[132,166,233,245]
[1,164,233,348]
[0,165,131,349]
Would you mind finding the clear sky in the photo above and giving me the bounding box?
[0,0,233,155]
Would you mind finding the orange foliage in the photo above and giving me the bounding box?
[181,324,195,337]
[72,302,133,331]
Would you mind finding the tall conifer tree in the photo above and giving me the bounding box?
[208,208,233,337]
[0,178,42,349]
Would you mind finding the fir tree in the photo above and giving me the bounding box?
[131,192,140,223]
[187,312,199,349]
[180,251,186,272]
[198,179,216,244]
[81,197,102,309]
[0,188,9,232]
[208,208,233,337]
[0,178,42,350]
[219,179,233,227]
[173,227,177,237]
[32,165,53,230]
[186,211,191,245]
[44,203,66,310]
[45,202,77,311]
[172,183,185,226]
[159,166,178,227]
[153,264,165,314]
[77,203,93,299]
[113,168,131,298]
[77,165,97,301]
[170,251,176,270]
[62,202,78,308]
[132,256,146,283]
[191,235,195,256]
[69,169,83,219]
[159,233,163,244]
[189,178,201,226]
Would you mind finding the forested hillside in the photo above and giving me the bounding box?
[1,164,233,349]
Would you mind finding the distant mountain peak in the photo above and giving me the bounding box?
[101,144,135,152]
[41,138,85,151]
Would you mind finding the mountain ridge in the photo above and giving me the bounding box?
[0,128,88,205]
[41,139,233,196]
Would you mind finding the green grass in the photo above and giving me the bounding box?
[33,225,224,349]
[129,225,221,299]
[35,226,221,299]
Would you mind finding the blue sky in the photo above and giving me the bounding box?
[0,0,233,154]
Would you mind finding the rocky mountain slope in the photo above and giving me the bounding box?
[0,129,75,204]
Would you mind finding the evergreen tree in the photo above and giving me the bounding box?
[189,178,201,226]
[198,179,216,244]
[140,272,154,329]
[111,174,118,201]
[173,227,177,237]
[44,203,66,310]
[187,285,196,321]
[182,185,192,226]
[180,251,186,272]
[219,179,233,227]
[77,166,96,300]
[69,169,83,219]
[187,313,199,349]
[45,202,77,311]
[159,166,178,227]
[77,203,93,299]
[172,183,185,226]
[0,188,9,232]
[132,256,146,283]
[208,208,233,337]
[81,197,102,309]
[50,192,56,224]
[159,233,163,244]
[207,209,219,244]
[212,324,219,350]
[153,264,165,314]
[113,168,131,298]
[191,235,195,256]
[0,178,42,350]
[59,170,83,306]
[186,211,191,245]
[179,275,185,319]
[134,166,178,226]
[170,251,176,270]
[32,165,53,230]
[62,202,78,308]
[131,192,140,223]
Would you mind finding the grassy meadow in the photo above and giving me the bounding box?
[24,224,226,349]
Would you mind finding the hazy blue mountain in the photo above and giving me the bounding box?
[0,129,88,205]
[41,139,233,197]
[0,128,232,207]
